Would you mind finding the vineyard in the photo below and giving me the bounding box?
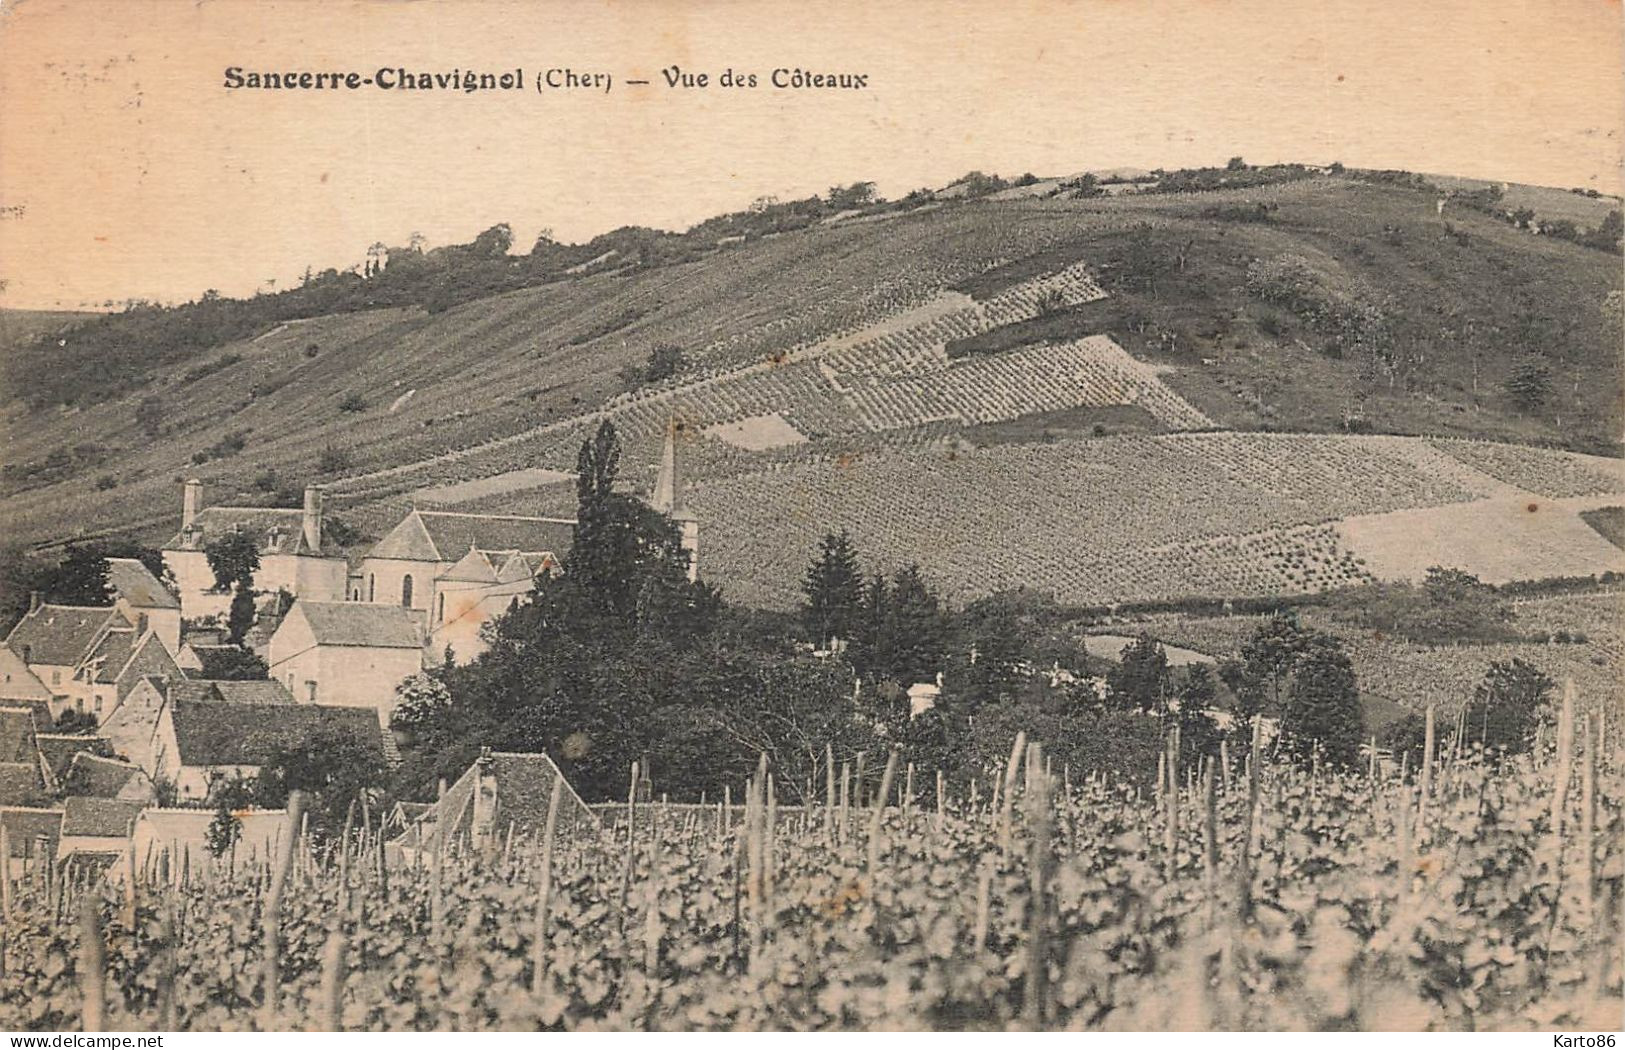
[682,433,1618,609]
[1,706,1619,1031]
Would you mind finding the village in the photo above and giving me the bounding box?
[0,423,700,885]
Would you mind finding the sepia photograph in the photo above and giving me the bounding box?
[0,0,1621,1035]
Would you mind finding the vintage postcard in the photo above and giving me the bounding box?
[0,0,1621,1036]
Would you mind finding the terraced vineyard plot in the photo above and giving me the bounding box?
[1429,439,1625,498]
[687,434,1489,609]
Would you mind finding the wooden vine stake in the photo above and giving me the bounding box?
[824,743,837,842]
[1579,712,1596,939]
[79,891,106,1032]
[316,929,348,1032]
[260,790,307,1031]
[866,747,899,872]
[999,731,1027,857]
[1022,748,1053,1028]
[1417,705,1435,839]
[1552,680,1575,838]
[1202,762,1218,929]
[529,777,564,997]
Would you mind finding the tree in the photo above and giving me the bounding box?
[207,646,268,680]
[1505,356,1551,411]
[1106,634,1170,713]
[226,586,257,646]
[469,222,513,258]
[1227,611,1312,719]
[826,182,878,210]
[956,592,1026,710]
[251,729,387,841]
[46,546,113,606]
[802,531,865,648]
[1464,659,1552,753]
[1227,156,1247,171]
[1281,633,1364,767]
[205,531,260,593]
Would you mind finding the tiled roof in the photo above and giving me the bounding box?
[439,548,499,584]
[0,647,53,702]
[290,601,422,649]
[1,807,63,857]
[0,707,39,763]
[5,605,125,668]
[0,763,45,807]
[62,753,143,799]
[60,795,145,838]
[106,558,179,610]
[170,698,384,768]
[369,510,574,564]
[35,734,112,783]
[405,752,597,846]
[82,627,136,684]
[162,506,333,556]
[114,634,181,700]
[210,680,295,705]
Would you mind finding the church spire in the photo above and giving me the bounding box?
[652,415,689,517]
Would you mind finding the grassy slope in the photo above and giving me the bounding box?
[0,177,1618,560]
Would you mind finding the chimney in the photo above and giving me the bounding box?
[136,612,149,637]
[302,486,323,552]
[28,590,41,614]
[182,478,203,530]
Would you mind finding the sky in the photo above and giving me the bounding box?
[1,0,1621,310]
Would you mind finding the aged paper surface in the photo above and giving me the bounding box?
[0,0,1622,1034]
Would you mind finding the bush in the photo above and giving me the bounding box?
[317,445,353,474]
[338,392,366,413]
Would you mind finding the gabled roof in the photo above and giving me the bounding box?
[1,807,63,857]
[62,753,148,800]
[113,633,182,700]
[80,627,136,684]
[440,547,499,584]
[401,751,597,848]
[369,510,574,564]
[169,698,384,768]
[163,506,333,557]
[60,796,145,838]
[0,647,53,702]
[35,734,112,783]
[5,605,126,668]
[0,707,39,763]
[106,558,179,610]
[286,601,422,649]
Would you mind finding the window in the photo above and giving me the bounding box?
[52,669,61,685]
[368,574,376,602]
[401,574,414,608]
[306,681,317,703]
[438,593,445,622]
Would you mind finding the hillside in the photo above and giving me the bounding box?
[1,174,1620,614]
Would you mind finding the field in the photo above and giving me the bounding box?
[684,433,1624,610]
[2,176,1620,564]
[1,727,1617,1032]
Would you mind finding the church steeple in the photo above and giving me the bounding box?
[652,416,699,581]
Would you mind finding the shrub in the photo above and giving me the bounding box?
[338,392,366,413]
[317,445,353,474]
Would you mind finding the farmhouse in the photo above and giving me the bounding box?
[391,750,597,864]
[161,480,349,620]
[4,599,130,718]
[56,796,145,867]
[265,601,425,723]
[0,647,53,711]
[100,677,296,774]
[151,692,386,801]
